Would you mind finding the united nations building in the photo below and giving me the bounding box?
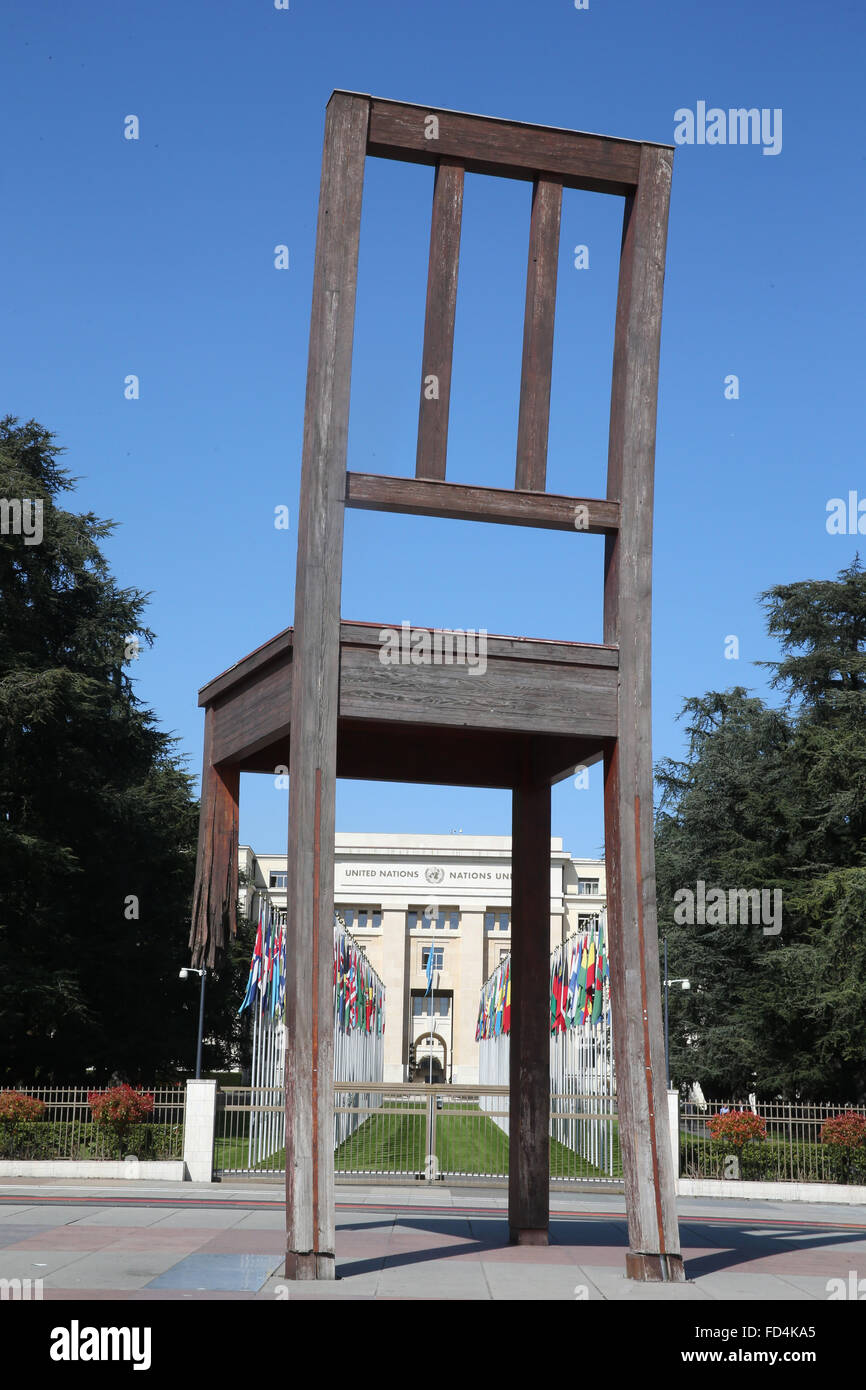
[238,834,606,1084]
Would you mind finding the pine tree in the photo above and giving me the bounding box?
[656,561,866,1101]
[0,417,201,1082]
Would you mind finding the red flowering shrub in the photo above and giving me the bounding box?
[88,1085,154,1148]
[0,1091,46,1122]
[706,1110,767,1148]
[820,1113,866,1148]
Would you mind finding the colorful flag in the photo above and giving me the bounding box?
[238,917,264,1014]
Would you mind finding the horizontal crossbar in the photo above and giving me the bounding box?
[345,472,619,534]
[359,93,658,195]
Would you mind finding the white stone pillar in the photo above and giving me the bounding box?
[183,1079,217,1183]
[667,1089,680,1179]
[380,908,406,1081]
[455,909,485,1083]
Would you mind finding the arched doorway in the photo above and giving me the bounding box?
[414,1031,447,1084]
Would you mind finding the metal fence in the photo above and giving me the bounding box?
[214,1082,622,1185]
[0,1086,186,1160]
[679,1098,866,1185]
[215,1086,285,1175]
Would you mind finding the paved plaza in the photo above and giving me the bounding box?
[1,1181,864,1300]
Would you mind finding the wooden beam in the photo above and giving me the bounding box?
[516,178,562,491]
[509,761,551,1244]
[365,96,644,195]
[346,472,619,534]
[603,144,684,1282]
[416,160,463,480]
[285,91,369,1282]
[188,707,239,969]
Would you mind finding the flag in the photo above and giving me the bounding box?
[502,960,511,1035]
[556,955,567,1033]
[591,940,604,1025]
[576,937,589,1016]
[567,943,579,1026]
[238,917,264,1013]
[424,944,435,998]
[583,938,596,1024]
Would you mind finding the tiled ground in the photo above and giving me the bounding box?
[0,1182,864,1300]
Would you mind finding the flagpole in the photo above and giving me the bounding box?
[429,964,434,1086]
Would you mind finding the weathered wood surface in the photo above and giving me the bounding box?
[515,178,562,492]
[337,642,617,738]
[602,143,683,1281]
[509,762,551,1244]
[189,706,239,967]
[365,95,644,194]
[189,90,679,1285]
[199,623,618,710]
[335,722,604,789]
[284,92,369,1282]
[416,159,463,480]
[200,624,619,768]
[346,472,620,533]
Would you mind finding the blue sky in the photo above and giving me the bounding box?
[3,0,864,858]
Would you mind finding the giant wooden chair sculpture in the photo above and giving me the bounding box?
[190,91,683,1283]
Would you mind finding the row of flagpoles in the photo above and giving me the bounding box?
[237,902,386,1163]
[475,916,610,1042]
[478,914,617,1176]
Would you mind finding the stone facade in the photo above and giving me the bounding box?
[238,834,605,1084]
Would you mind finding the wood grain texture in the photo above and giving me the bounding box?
[188,706,239,968]
[603,144,683,1280]
[200,624,617,766]
[337,642,617,738]
[515,179,562,492]
[366,96,644,195]
[285,92,369,1279]
[509,760,551,1243]
[416,160,463,480]
[345,472,620,534]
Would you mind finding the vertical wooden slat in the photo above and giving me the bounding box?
[515,178,562,492]
[508,755,551,1245]
[416,159,464,480]
[285,91,369,1282]
[603,143,683,1282]
[189,707,239,969]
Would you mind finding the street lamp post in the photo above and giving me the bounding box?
[663,937,690,1090]
[179,966,208,1080]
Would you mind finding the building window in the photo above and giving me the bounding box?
[411,992,450,1017]
[577,879,599,896]
[484,910,510,932]
[421,945,444,971]
[499,949,510,962]
[577,912,598,929]
[339,906,382,931]
[269,872,287,889]
[408,907,459,931]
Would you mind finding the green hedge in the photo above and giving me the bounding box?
[680,1134,866,1185]
[0,1120,183,1161]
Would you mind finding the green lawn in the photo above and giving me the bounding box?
[333,1101,620,1180]
[214,1101,621,1180]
